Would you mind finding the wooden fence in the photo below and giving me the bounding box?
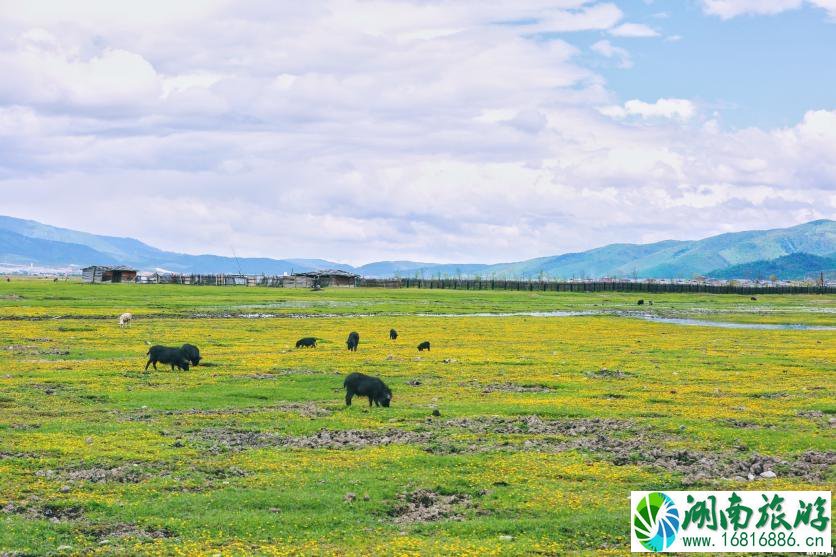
[136,274,834,294]
[360,277,834,295]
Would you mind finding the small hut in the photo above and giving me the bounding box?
[82,265,138,284]
[293,269,359,288]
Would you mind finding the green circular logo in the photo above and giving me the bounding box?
[633,492,680,552]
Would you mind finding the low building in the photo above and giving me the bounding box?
[81,265,138,284]
[293,269,359,288]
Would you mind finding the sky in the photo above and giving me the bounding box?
[0,0,834,265]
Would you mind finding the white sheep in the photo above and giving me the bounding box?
[118,312,133,328]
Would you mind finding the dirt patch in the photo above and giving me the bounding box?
[444,415,636,436]
[286,428,431,449]
[585,368,634,379]
[115,402,331,422]
[749,392,789,399]
[440,415,834,482]
[80,522,174,541]
[716,419,774,429]
[4,345,38,353]
[188,427,429,453]
[36,463,159,484]
[3,345,68,356]
[481,383,552,393]
[270,368,331,376]
[187,428,285,453]
[388,489,472,524]
[2,499,84,522]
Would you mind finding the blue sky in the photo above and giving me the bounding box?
[0,1,834,264]
[587,1,836,128]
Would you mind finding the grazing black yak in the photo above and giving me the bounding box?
[296,337,317,348]
[343,372,392,407]
[346,331,360,351]
[145,345,190,371]
[180,343,202,366]
[389,328,398,340]
[417,341,430,352]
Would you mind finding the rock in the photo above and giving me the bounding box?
[432,409,441,417]
[747,473,755,481]
[269,507,281,513]
[385,355,394,361]
[57,546,73,552]
[760,470,777,479]
[363,494,370,501]
[85,437,93,445]
[499,535,513,541]
[172,440,184,448]
[59,485,71,493]
[344,492,356,502]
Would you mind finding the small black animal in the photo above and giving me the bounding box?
[417,341,430,351]
[637,299,645,306]
[180,343,202,366]
[145,345,190,371]
[346,331,360,351]
[389,328,398,340]
[343,372,392,407]
[296,337,317,348]
[750,296,757,301]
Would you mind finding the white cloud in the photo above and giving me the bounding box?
[701,0,836,19]
[527,3,624,32]
[0,1,832,264]
[608,22,659,37]
[590,39,633,68]
[599,98,697,121]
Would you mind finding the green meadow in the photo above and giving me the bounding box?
[0,280,833,555]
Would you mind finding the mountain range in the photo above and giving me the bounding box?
[1,215,834,279]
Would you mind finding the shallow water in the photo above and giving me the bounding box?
[180,309,836,329]
[634,315,836,331]
[415,310,836,330]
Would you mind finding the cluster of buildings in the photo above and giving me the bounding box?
[72,265,834,288]
[81,266,360,287]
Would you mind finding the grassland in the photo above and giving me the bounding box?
[0,280,833,556]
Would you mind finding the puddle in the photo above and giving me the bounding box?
[635,315,836,330]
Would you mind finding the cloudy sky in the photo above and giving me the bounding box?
[1,0,834,264]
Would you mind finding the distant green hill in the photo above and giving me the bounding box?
[474,219,836,279]
[707,252,836,281]
[1,214,834,278]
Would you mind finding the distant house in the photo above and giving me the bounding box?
[293,269,359,288]
[81,265,138,284]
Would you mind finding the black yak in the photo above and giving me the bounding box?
[343,372,392,407]
[145,345,190,371]
[346,331,360,351]
[180,343,202,366]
